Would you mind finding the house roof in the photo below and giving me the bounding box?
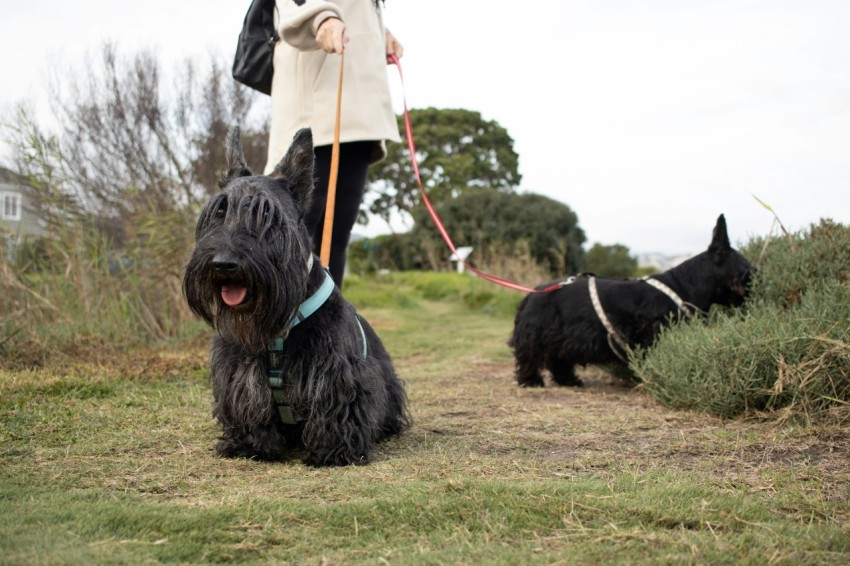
[0,165,28,185]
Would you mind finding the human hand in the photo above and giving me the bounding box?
[385,29,404,62]
[316,17,348,54]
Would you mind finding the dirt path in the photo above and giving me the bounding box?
[406,357,850,497]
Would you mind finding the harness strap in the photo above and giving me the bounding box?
[267,268,368,425]
[268,336,299,424]
[586,275,695,364]
[288,266,335,330]
[643,277,692,318]
[267,268,333,425]
[587,276,631,363]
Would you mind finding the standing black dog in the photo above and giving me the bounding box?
[183,127,410,466]
[508,215,753,387]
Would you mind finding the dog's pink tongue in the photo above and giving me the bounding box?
[221,285,248,306]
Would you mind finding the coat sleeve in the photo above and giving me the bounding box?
[277,0,344,51]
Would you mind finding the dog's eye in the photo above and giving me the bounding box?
[254,198,275,227]
[215,199,227,220]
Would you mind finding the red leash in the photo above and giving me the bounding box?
[388,55,562,294]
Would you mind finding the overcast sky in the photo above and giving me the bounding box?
[1,0,848,255]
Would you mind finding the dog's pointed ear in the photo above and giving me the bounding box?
[270,128,315,215]
[708,214,731,254]
[219,127,252,188]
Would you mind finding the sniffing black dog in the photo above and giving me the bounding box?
[508,215,753,387]
[183,128,410,466]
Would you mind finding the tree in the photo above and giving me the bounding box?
[366,107,521,225]
[410,189,585,276]
[581,243,638,278]
[8,43,269,244]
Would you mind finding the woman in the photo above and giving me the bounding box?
[266,0,403,287]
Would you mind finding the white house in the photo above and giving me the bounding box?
[1,166,48,259]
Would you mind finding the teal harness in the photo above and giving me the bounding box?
[267,268,368,424]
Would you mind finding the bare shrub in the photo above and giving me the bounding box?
[1,44,269,366]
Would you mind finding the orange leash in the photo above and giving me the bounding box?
[320,51,344,267]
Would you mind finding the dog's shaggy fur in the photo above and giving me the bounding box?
[508,215,754,387]
[183,128,410,466]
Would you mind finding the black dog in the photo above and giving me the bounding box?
[508,215,753,387]
[183,128,410,465]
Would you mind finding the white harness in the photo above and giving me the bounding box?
[566,275,695,363]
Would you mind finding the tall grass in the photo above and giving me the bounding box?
[1,207,201,368]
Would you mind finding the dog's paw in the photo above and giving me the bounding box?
[214,438,254,459]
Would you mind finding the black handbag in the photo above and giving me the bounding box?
[232,0,280,95]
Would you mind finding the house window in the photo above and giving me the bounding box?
[2,192,21,221]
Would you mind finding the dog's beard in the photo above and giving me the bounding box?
[185,246,310,352]
[210,344,276,429]
[214,307,276,353]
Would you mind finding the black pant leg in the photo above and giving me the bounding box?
[305,141,374,287]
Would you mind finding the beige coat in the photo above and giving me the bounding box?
[265,0,401,173]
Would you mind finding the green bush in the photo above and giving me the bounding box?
[349,190,586,278]
[347,232,429,274]
[742,218,850,306]
[633,219,850,420]
[581,243,638,278]
[409,190,585,276]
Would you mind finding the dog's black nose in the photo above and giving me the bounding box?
[211,254,240,275]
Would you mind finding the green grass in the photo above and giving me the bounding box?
[3,475,845,564]
[2,276,849,564]
[344,271,524,318]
